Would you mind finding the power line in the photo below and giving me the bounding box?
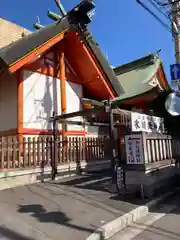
[147,0,171,20]
[137,0,174,36]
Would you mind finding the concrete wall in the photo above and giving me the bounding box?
[0,160,111,191]
[0,71,17,131]
[125,163,180,197]
[0,18,31,49]
[23,70,83,132]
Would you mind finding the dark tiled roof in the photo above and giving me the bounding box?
[0,18,69,66]
[114,54,157,75]
[0,1,123,96]
[82,31,124,95]
[113,53,170,102]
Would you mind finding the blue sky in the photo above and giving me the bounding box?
[0,0,175,80]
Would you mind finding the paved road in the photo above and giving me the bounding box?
[0,172,143,240]
[110,191,180,240]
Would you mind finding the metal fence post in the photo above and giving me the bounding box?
[105,101,119,192]
[52,111,58,180]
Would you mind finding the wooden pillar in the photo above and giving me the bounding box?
[60,49,66,115]
[17,69,23,148]
[59,44,67,164]
[59,43,67,136]
[17,70,23,137]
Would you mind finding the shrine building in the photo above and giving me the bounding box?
[0,1,123,139]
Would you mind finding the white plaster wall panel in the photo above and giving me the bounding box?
[66,81,83,131]
[0,71,17,131]
[23,70,61,130]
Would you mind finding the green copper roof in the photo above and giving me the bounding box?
[113,53,167,103]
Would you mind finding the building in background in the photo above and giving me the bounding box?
[0,18,31,49]
[113,53,171,114]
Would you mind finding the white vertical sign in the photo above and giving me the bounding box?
[125,134,144,164]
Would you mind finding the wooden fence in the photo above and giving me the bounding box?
[3,133,179,171]
[0,136,108,170]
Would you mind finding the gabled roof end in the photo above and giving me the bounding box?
[114,53,161,76]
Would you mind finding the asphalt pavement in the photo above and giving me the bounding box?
[0,171,144,240]
[110,190,180,240]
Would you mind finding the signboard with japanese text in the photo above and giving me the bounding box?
[125,134,144,164]
[131,112,164,133]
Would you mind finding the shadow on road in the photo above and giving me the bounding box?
[6,171,180,240]
[17,204,96,235]
[47,172,150,205]
[48,171,180,206]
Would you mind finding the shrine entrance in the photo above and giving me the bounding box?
[50,101,131,192]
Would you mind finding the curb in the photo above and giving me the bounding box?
[85,187,180,240]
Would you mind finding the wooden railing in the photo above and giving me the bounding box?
[145,134,180,163]
[0,136,108,170]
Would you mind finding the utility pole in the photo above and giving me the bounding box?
[172,1,180,63]
[136,0,180,91]
[171,0,180,91]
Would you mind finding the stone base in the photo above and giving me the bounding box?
[125,164,180,197]
[0,160,111,191]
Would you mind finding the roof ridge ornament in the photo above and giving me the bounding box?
[68,0,95,27]
[147,75,163,90]
[55,0,67,17]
